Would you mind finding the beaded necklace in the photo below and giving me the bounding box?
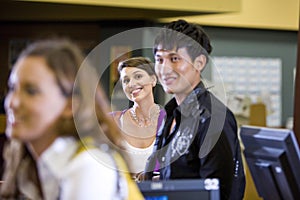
[129,104,160,127]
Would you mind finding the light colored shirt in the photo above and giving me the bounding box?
[119,111,155,174]
[123,140,155,174]
[37,137,127,200]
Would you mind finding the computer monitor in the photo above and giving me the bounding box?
[240,125,300,200]
[138,179,220,200]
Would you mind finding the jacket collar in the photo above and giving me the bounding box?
[165,82,207,118]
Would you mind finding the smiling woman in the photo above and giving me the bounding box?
[0,39,144,200]
[110,57,166,181]
[5,56,69,146]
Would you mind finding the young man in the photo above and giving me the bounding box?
[145,19,245,200]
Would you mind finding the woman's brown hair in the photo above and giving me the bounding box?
[14,39,122,145]
[1,39,124,198]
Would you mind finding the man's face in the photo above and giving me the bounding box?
[154,46,201,103]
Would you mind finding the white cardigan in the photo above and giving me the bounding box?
[37,137,127,200]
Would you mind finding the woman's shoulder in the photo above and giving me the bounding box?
[69,143,116,171]
[109,110,127,120]
[60,146,130,200]
[65,142,144,200]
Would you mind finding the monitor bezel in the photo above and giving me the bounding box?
[240,125,300,200]
[138,179,220,200]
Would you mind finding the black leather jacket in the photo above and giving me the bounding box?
[145,82,245,200]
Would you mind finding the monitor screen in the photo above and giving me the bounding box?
[240,125,300,200]
[138,179,220,200]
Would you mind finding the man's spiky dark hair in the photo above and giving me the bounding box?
[154,19,212,61]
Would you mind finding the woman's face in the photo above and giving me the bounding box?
[5,56,68,143]
[120,67,156,103]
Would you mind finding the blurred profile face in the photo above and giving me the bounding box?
[120,67,156,103]
[5,56,68,143]
[154,46,201,103]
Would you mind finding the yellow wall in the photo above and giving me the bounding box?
[20,0,241,12]
[160,0,299,31]
[16,0,300,30]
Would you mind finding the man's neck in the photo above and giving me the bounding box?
[174,81,201,105]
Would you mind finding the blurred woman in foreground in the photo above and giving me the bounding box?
[0,39,143,200]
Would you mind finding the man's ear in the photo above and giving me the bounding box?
[194,54,207,72]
